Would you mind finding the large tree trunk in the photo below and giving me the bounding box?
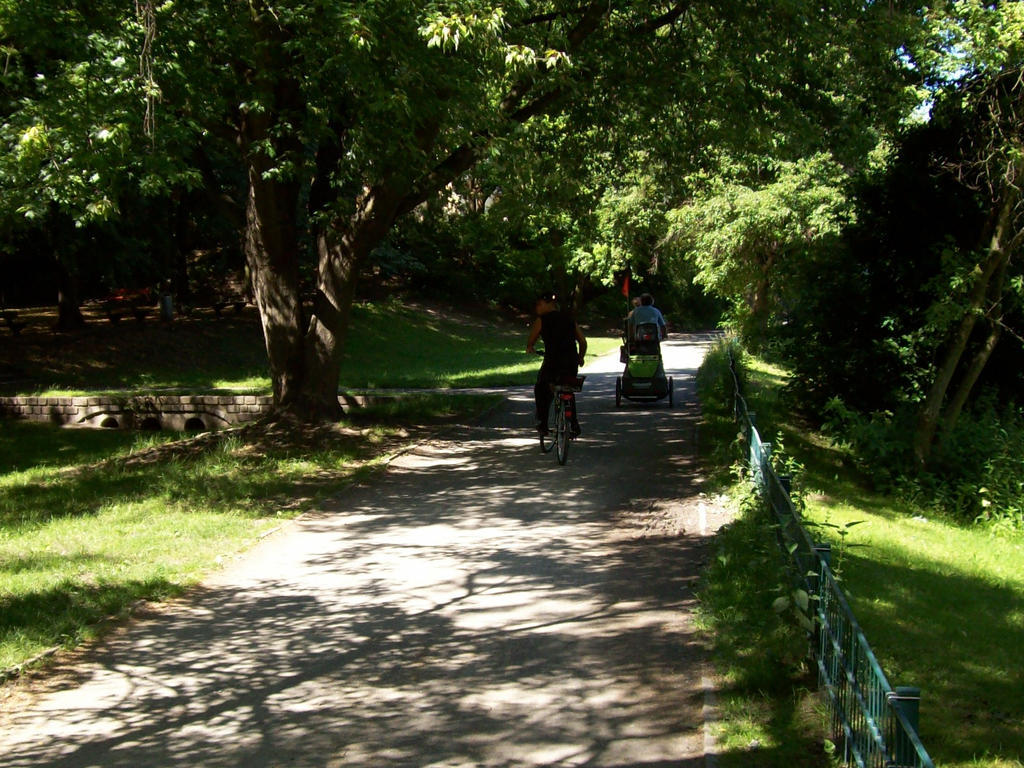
[242,156,306,413]
[300,185,406,418]
[300,228,355,420]
[912,190,1016,466]
[238,16,321,420]
[53,252,86,331]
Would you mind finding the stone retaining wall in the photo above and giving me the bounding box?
[0,394,275,431]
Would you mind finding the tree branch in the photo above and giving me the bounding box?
[633,1,693,35]
[395,143,483,217]
[566,0,608,52]
[517,9,578,27]
[399,0,698,221]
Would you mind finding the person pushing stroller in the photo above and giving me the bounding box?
[617,292,673,407]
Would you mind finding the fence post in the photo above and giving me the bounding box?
[811,544,831,662]
[811,544,831,597]
[815,543,832,569]
[888,686,922,766]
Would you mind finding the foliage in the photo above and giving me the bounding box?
[662,0,1024,479]
[2,0,935,415]
[695,336,745,410]
[774,66,1024,522]
[695,499,828,766]
[766,2,1024,506]
[666,154,853,345]
[776,111,1008,407]
[926,397,1024,529]
[694,336,746,477]
[824,393,1024,529]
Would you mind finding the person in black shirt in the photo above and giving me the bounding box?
[526,293,587,436]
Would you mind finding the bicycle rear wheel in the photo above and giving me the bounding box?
[555,400,570,465]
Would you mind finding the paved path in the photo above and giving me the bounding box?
[0,335,729,768]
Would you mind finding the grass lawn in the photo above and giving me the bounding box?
[0,297,620,395]
[697,341,1024,768]
[338,299,619,388]
[0,299,619,677]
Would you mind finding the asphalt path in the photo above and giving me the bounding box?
[0,334,730,768]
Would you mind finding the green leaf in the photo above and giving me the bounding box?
[792,589,810,613]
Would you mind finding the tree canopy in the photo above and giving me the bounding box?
[1,0,930,416]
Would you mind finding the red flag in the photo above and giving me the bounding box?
[619,268,631,297]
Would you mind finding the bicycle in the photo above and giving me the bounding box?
[532,349,585,465]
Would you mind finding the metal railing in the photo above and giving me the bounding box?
[730,353,934,768]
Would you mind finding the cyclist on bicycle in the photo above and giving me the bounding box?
[526,292,587,436]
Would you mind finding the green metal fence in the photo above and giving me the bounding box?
[729,354,934,768]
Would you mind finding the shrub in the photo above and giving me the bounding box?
[822,394,1024,529]
[696,336,746,416]
[926,398,1024,528]
[696,337,748,475]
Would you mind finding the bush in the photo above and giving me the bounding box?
[820,398,916,487]
[925,398,1024,528]
[696,337,748,475]
[696,336,746,416]
[821,394,1024,529]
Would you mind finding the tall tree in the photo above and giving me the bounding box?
[912,64,1024,465]
[909,1,1024,465]
[1,1,131,326]
[664,154,852,343]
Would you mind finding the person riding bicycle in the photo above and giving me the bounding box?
[526,292,587,436]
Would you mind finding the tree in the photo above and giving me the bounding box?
[158,0,895,420]
[1,2,129,326]
[664,154,852,344]
[0,1,205,326]
[908,1,1024,465]
[912,64,1024,465]
[3,0,928,421]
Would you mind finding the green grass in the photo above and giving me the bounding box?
[694,339,830,767]
[337,299,618,388]
[696,491,833,768]
[800,489,1024,768]
[697,338,1024,768]
[340,300,532,388]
